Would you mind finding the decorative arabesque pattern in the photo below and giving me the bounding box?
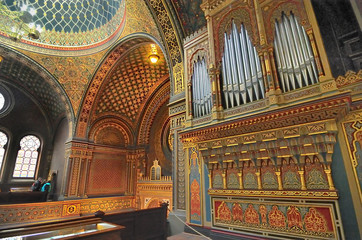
[1,0,125,47]
[274,12,318,92]
[96,44,168,121]
[221,22,265,109]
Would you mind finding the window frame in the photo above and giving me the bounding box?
[12,134,43,180]
[0,128,10,183]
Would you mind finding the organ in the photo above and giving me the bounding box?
[180,1,350,239]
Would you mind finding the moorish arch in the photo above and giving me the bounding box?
[76,34,170,139]
[137,80,170,146]
[88,117,134,147]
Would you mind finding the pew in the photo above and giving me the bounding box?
[100,203,169,240]
[0,191,47,204]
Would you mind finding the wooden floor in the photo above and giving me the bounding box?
[168,232,209,240]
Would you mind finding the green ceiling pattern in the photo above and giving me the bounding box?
[1,0,125,48]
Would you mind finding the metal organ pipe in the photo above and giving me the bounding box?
[221,22,266,109]
[274,12,319,92]
[232,22,247,104]
[191,58,213,118]
[224,33,235,108]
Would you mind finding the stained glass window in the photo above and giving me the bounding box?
[13,135,41,178]
[0,131,8,173]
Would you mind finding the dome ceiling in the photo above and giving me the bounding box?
[0,0,126,51]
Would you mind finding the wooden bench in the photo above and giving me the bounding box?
[0,191,47,204]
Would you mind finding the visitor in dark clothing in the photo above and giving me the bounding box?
[41,181,51,192]
[31,177,43,191]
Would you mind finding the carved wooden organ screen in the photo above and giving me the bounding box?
[274,12,319,92]
[192,57,213,118]
[221,22,265,109]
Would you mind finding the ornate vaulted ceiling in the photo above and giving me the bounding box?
[94,42,168,123]
[0,45,72,128]
[0,0,126,52]
[169,0,206,36]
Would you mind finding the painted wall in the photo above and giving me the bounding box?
[50,117,69,200]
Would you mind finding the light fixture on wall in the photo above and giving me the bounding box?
[149,44,159,64]
[0,1,42,42]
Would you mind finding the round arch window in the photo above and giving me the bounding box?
[0,93,4,110]
[0,84,14,117]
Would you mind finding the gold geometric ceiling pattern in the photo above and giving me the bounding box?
[19,49,106,115]
[95,43,168,122]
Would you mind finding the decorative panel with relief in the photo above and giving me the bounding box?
[87,153,127,196]
[212,197,344,239]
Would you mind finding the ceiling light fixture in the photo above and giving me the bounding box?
[149,54,159,63]
[149,44,159,64]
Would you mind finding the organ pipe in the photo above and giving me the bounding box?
[274,12,319,93]
[192,58,213,118]
[221,22,265,109]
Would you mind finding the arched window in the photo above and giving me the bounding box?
[0,93,4,110]
[0,131,8,173]
[0,84,13,117]
[13,135,41,178]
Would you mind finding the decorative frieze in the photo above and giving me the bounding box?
[0,196,135,225]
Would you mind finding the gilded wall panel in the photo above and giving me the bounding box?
[189,147,202,225]
[87,153,127,196]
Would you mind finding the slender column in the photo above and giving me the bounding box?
[256,168,262,190]
[324,166,335,190]
[275,170,283,190]
[238,169,244,190]
[187,81,193,118]
[268,49,281,92]
[210,164,214,189]
[208,173,212,189]
[222,169,227,189]
[298,167,307,190]
[260,54,269,93]
[307,31,324,77]
[263,51,275,93]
